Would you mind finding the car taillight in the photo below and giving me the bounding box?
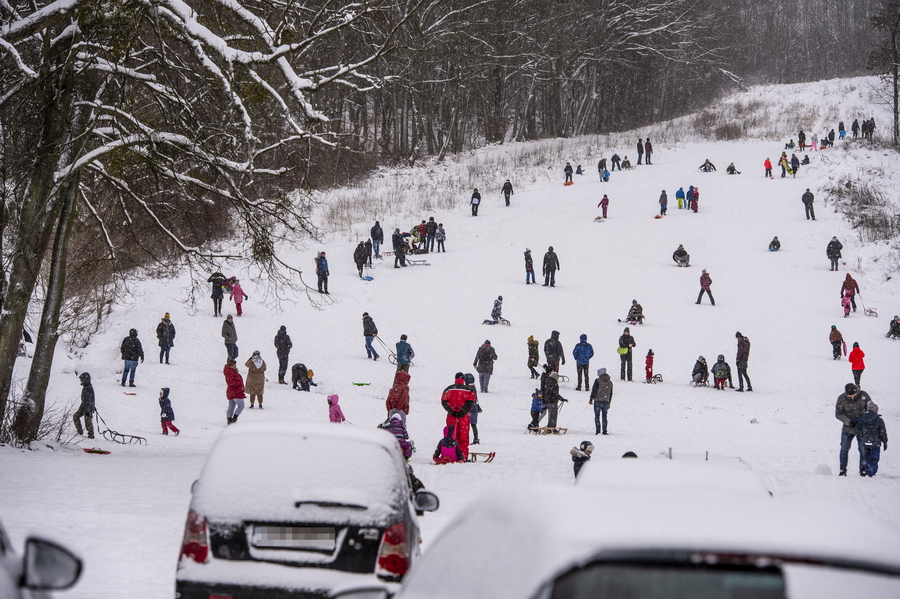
[376,522,409,578]
[180,509,209,563]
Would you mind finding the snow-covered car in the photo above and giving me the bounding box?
[0,517,82,599]
[337,485,900,599]
[175,422,438,599]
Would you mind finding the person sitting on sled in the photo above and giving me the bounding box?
[887,315,900,340]
[699,159,716,172]
[725,162,741,175]
[769,236,781,251]
[691,356,709,387]
[673,244,690,267]
[433,425,464,464]
[621,156,632,169]
[625,300,644,324]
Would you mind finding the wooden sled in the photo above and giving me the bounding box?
[468,452,496,463]
[529,427,567,435]
[482,318,511,326]
[593,216,605,222]
[644,374,664,384]
[557,374,569,383]
[865,307,878,318]
[407,259,430,266]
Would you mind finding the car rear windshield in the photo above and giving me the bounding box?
[551,562,785,599]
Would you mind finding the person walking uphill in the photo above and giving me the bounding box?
[473,340,498,392]
[471,188,481,216]
[857,401,888,477]
[274,326,292,384]
[440,373,476,460]
[224,359,246,424]
[120,329,144,387]
[315,251,329,294]
[696,269,715,306]
[527,335,540,379]
[826,237,843,271]
[502,180,514,206]
[572,334,594,391]
[386,370,411,417]
[802,189,816,221]
[159,388,180,435]
[618,327,636,381]
[542,246,560,287]
[156,314,176,364]
[524,248,536,284]
[328,395,345,424]
[589,368,613,435]
[208,271,226,317]
[848,342,865,386]
[229,279,248,316]
[73,372,95,438]
[353,241,368,278]
[362,313,379,360]
[392,228,407,267]
[370,220,384,258]
[829,325,844,360]
[544,330,565,372]
[222,315,238,361]
[841,273,860,312]
[835,383,871,476]
[735,331,752,392]
[658,190,668,216]
[245,350,267,408]
[395,334,414,373]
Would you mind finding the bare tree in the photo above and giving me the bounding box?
[869,0,900,145]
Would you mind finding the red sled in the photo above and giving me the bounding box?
[654,215,663,219]
[83,447,111,455]
[564,181,574,186]
[842,341,847,356]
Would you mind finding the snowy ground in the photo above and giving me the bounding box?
[1,79,899,598]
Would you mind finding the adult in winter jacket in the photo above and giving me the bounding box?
[441,373,476,459]
[208,272,226,317]
[826,237,843,271]
[597,158,607,181]
[571,441,594,477]
[589,368,613,435]
[564,162,573,183]
[544,372,567,429]
[483,296,503,325]
[353,242,368,278]
[610,153,621,171]
[848,342,865,386]
[159,387,179,435]
[386,370,411,416]
[835,383,871,475]
[527,335,540,379]
[829,325,844,360]
[395,334,414,372]
[433,425,464,464]
[524,248,535,284]
[501,180,514,206]
[857,401,888,477]
[315,252,329,294]
[769,237,781,251]
[636,139,644,164]
[245,350,267,408]
[696,270,715,306]
[328,394,345,423]
[156,315,176,364]
[691,356,709,386]
[425,217,438,252]
[572,334,595,391]
[473,340,498,392]
[229,279,248,316]
[224,359,246,424]
[362,313,379,360]
[673,244,690,267]
[711,355,733,390]
[471,188,482,216]
[274,326,292,384]
[222,315,238,361]
[699,159,716,172]
[764,157,773,178]
[626,300,644,324]
[370,221,384,258]
[292,363,310,391]
[618,327,636,381]
[542,246,560,287]
[120,329,144,387]
[392,228,407,267]
[735,331,752,392]
[840,274,860,312]
[74,372,96,438]
[544,330,565,372]
[659,190,668,216]
[644,139,653,164]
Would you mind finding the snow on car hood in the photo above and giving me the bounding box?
[192,422,407,525]
[397,485,900,599]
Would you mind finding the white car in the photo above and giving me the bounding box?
[176,422,438,599]
[0,517,82,599]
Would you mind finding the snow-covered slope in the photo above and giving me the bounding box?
[1,78,898,598]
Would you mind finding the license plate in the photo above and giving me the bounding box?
[252,526,336,550]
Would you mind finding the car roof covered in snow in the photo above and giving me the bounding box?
[395,485,900,599]
[576,456,771,498]
[192,422,408,525]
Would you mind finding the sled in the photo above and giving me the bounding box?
[407,259,430,266]
[689,380,710,388]
[654,215,663,219]
[618,319,642,325]
[564,181,574,186]
[529,427,567,435]
[482,318,511,326]
[593,216,605,222]
[82,447,111,455]
[842,341,847,357]
[361,276,374,281]
[644,374,664,384]
[865,307,878,318]
[96,411,147,446]
[352,382,371,386]
[768,248,779,252]
[557,374,569,383]
[468,452,496,463]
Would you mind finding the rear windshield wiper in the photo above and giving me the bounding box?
[294,501,367,510]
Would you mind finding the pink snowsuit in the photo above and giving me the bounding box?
[841,290,852,317]
[328,394,345,423]
[230,282,247,316]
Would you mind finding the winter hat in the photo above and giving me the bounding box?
[831,325,836,329]
[528,335,534,342]
[498,295,503,301]
[735,331,742,338]
[464,373,475,385]
[362,313,368,318]
[647,350,654,356]
[867,401,879,413]
[391,412,403,421]
[702,269,707,274]
[306,369,314,378]
[853,342,859,348]
[484,340,491,345]
[580,334,587,342]
[622,451,638,458]
[717,354,724,361]
[280,325,287,332]
[698,355,705,361]
[632,300,637,304]
[845,383,858,395]
[455,371,465,380]
[525,248,531,253]
[623,327,630,333]
[164,312,170,319]
[79,372,91,384]
[597,368,606,376]
[400,334,407,340]
[549,372,559,380]
[832,236,838,241]
[130,328,137,336]
[580,441,595,454]
[226,314,233,320]
[251,350,261,357]
[548,246,554,251]
[375,220,380,225]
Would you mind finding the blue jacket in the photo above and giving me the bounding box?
[78,373,95,414]
[531,391,545,412]
[676,187,685,200]
[396,340,414,364]
[159,388,175,422]
[572,335,594,365]
[316,256,329,275]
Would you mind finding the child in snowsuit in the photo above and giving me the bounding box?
[159,387,180,435]
[675,187,685,209]
[328,394,345,423]
[598,195,609,219]
[570,441,594,478]
[645,350,654,383]
[841,290,852,318]
[690,186,700,212]
[711,355,733,390]
[433,425,464,464]
[528,388,545,431]
[387,412,413,460]
[229,279,248,316]
[857,401,888,477]
[691,356,708,386]
[74,372,96,439]
[829,325,844,359]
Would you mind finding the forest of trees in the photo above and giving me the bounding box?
[0,0,894,443]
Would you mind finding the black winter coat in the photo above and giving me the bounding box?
[543,377,564,405]
[370,223,384,242]
[274,329,292,357]
[120,332,144,361]
[156,321,176,347]
[392,232,405,252]
[802,192,814,206]
[590,374,613,404]
[692,360,708,379]
[208,272,226,299]
[473,344,498,375]
[363,315,378,337]
[544,334,565,365]
[736,336,751,362]
[618,334,636,356]
[826,240,843,259]
[543,251,560,273]
[525,252,534,271]
[353,244,368,266]
[78,374,95,414]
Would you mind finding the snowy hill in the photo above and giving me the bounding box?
[1,76,899,598]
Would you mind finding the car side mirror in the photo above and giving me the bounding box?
[414,490,439,513]
[23,537,82,590]
[330,587,390,599]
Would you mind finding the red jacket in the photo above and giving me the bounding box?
[386,371,411,414]
[848,347,865,370]
[764,159,772,170]
[441,379,475,418]
[224,364,246,399]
